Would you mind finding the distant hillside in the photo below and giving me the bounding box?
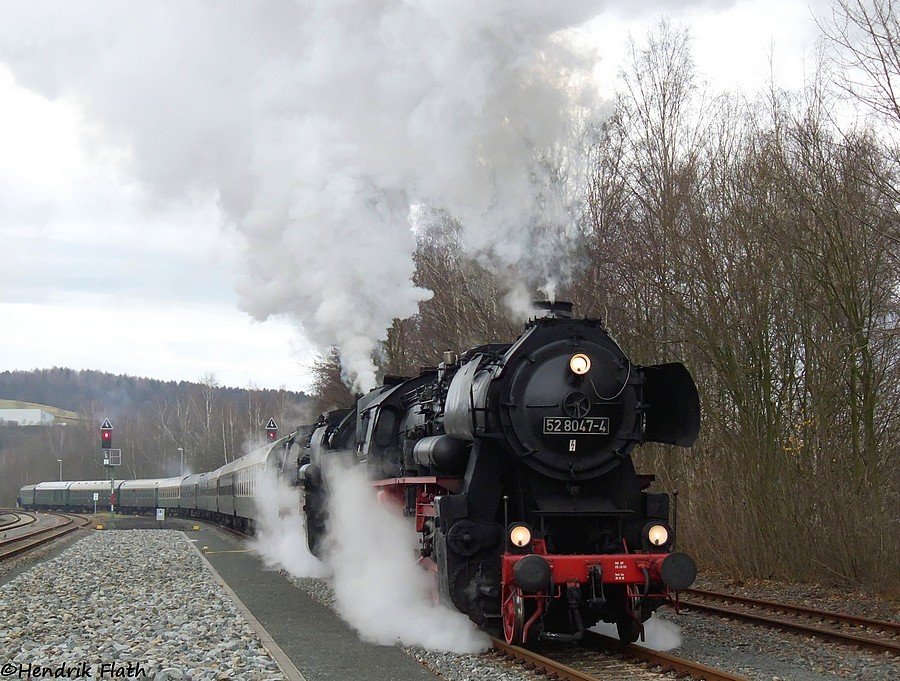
[0,368,310,506]
[0,368,307,415]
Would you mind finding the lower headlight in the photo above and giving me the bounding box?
[509,524,532,548]
[646,523,670,547]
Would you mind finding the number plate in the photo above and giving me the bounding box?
[543,417,610,435]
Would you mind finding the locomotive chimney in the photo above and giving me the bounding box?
[532,300,574,319]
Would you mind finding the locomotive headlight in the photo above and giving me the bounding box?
[646,523,670,547]
[569,353,591,375]
[509,523,532,548]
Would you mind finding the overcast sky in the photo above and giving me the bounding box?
[0,0,828,392]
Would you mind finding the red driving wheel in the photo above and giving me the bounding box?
[502,585,525,644]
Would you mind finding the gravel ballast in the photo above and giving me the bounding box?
[655,606,899,681]
[0,530,284,680]
[660,572,900,680]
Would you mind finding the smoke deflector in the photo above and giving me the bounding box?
[642,363,701,447]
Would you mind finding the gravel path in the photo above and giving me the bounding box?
[0,530,285,680]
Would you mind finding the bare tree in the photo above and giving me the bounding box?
[820,0,900,125]
[309,349,356,415]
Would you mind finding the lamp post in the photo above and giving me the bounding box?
[178,447,184,476]
[57,459,62,481]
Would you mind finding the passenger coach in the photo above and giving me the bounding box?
[19,435,298,534]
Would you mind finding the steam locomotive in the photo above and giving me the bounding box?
[301,301,701,644]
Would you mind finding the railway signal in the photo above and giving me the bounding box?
[100,418,113,450]
[266,418,278,442]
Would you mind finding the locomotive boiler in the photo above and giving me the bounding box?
[301,301,701,644]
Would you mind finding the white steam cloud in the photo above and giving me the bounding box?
[0,1,604,390]
[323,462,488,652]
[591,616,683,651]
[250,470,327,580]
[503,280,539,322]
[251,464,487,653]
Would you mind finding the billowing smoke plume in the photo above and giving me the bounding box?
[251,463,487,653]
[0,1,604,389]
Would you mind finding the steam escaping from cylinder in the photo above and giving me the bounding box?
[250,461,488,653]
[0,2,605,391]
[590,616,683,651]
[322,461,489,653]
[250,470,327,579]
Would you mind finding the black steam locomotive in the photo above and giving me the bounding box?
[300,301,700,644]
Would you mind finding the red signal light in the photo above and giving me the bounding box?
[265,418,278,443]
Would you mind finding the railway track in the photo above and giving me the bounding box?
[0,512,90,561]
[681,587,900,657]
[493,632,749,681]
[0,509,38,531]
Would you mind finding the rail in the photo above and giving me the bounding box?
[0,510,38,531]
[681,588,899,657]
[492,632,750,681]
[0,512,90,561]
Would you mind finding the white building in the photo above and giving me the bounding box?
[0,408,55,426]
[0,401,84,426]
